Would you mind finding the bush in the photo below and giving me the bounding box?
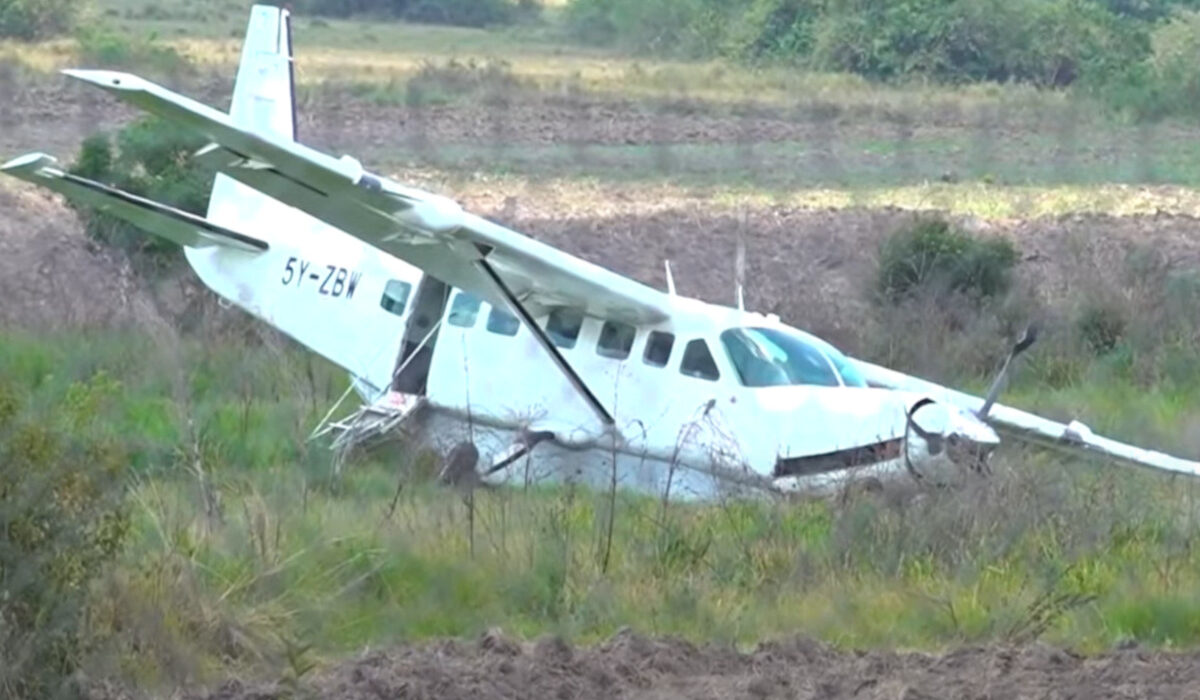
[404,58,527,105]
[808,0,1146,86]
[70,117,214,271]
[723,0,823,62]
[877,218,1019,303]
[292,0,535,27]
[1101,10,1200,120]
[1075,299,1129,354]
[0,0,81,40]
[565,0,732,56]
[565,0,1155,88]
[75,27,193,79]
[0,375,130,699]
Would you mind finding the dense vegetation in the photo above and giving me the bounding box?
[565,0,1200,118]
[70,118,214,272]
[876,218,1018,303]
[0,0,79,39]
[291,0,538,27]
[1,316,1199,696]
[0,374,129,698]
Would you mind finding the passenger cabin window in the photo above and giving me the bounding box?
[380,280,412,316]
[597,321,635,360]
[643,331,675,367]
[447,292,482,328]
[546,308,583,349]
[719,327,857,388]
[486,306,520,336]
[680,339,720,381]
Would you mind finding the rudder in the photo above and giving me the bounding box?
[230,4,296,141]
[205,4,296,231]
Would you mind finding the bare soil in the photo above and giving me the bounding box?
[0,74,986,155]
[0,184,165,330]
[505,206,1200,354]
[5,179,1200,348]
[180,630,1200,700]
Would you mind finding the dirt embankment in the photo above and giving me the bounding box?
[4,180,1200,343]
[0,185,168,330]
[182,630,1200,700]
[508,206,1200,351]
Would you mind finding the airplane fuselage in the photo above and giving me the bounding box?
[195,175,993,498]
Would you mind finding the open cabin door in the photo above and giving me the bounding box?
[392,275,451,395]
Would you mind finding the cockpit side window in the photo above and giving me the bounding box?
[720,327,842,388]
[546,308,584,349]
[680,339,720,381]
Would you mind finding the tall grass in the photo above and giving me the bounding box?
[3,323,1200,692]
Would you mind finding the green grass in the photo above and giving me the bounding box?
[4,325,1200,690]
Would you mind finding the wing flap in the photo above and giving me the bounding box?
[66,69,672,323]
[2,152,267,252]
[855,360,1200,477]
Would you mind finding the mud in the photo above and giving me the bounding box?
[182,629,1200,700]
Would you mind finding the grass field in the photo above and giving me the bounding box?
[8,179,1200,690]
[5,327,1200,691]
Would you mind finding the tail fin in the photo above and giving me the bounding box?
[230,4,296,141]
[206,5,296,230]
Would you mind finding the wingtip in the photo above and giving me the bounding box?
[1,152,56,173]
[61,68,142,90]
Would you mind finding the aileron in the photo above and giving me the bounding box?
[1,152,267,252]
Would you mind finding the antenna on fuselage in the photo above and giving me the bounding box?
[664,260,676,296]
[735,234,746,312]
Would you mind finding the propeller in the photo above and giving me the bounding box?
[977,324,1039,419]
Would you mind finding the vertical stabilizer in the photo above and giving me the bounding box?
[205,5,296,229]
[229,4,295,141]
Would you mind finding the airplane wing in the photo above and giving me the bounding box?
[854,359,1200,477]
[59,69,670,325]
[1,152,267,253]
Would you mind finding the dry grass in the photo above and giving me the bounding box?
[2,13,1070,114]
[398,169,1200,222]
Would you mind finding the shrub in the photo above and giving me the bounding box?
[1101,10,1200,120]
[723,0,824,62]
[1098,0,1200,19]
[877,218,1018,303]
[403,58,528,105]
[75,27,193,79]
[70,117,214,272]
[0,0,81,40]
[808,0,1146,86]
[1075,299,1129,354]
[0,375,130,699]
[565,0,1154,89]
[565,0,732,56]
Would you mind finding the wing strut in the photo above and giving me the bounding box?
[475,249,615,427]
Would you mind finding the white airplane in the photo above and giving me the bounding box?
[4,6,1198,499]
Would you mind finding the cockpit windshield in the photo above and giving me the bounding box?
[719,327,868,388]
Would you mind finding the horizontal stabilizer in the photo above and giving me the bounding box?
[1,152,267,253]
